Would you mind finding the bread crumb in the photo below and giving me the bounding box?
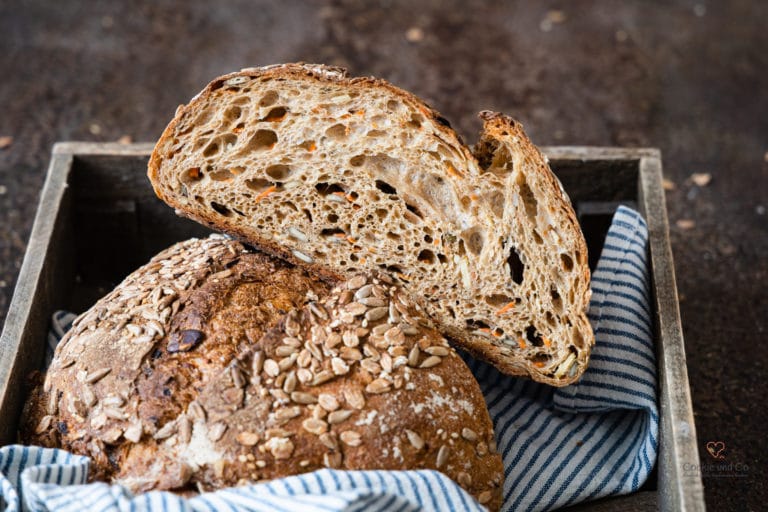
[405,27,424,42]
[690,173,712,187]
[0,136,12,149]
[662,178,676,191]
[676,219,695,230]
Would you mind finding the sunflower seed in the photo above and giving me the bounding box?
[354,284,373,300]
[325,332,342,349]
[436,445,450,468]
[340,347,363,361]
[263,359,280,377]
[309,302,328,320]
[344,388,366,409]
[384,326,404,344]
[405,429,425,450]
[81,386,97,407]
[283,371,297,394]
[476,441,488,456]
[323,451,342,468]
[311,370,334,386]
[363,344,380,360]
[489,437,498,453]
[461,427,478,442]
[347,275,367,290]
[331,357,350,375]
[102,395,125,407]
[338,290,354,305]
[425,346,450,357]
[305,341,322,360]
[380,353,393,373]
[267,437,295,459]
[302,418,328,435]
[85,367,111,384]
[318,393,340,411]
[328,409,354,424]
[291,391,317,404]
[319,432,339,450]
[256,460,267,468]
[340,430,362,447]
[419,356,441,368]
[372,324,390,336]
[478,490,493,505]
[360,359,382,374]
[188,401,206,421]
[252,351,265,374]
[275,406,301,422]
[35,415,53,434]
[178,416,192,443]
[388,302,401,324]
[297,349,312,367]
[154,420,177,440]
[297,368,313,384]
[342,331,360,347]
[344,302,367,316]
[287,227,308,242]
[205,422,225,442]
[236,431,260,446]
[230,366,246,388]
[292,250,314,263]
[126,323,142,337]
[275,345,296,357]
[104,407,128,420]
[365,378,391,394]
[365,307,388,322]
[393,355,409,369]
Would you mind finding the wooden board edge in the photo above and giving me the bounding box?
[639,154,706,512]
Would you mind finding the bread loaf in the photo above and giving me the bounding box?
[23,236,503,509]
[148,63,593,386]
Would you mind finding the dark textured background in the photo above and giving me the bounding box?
[1,1,765,509]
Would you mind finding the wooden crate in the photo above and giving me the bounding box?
[0,143,705,511]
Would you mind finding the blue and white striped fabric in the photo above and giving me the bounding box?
[0,206,656,512]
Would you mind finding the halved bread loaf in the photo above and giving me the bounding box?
[148,63,593,386]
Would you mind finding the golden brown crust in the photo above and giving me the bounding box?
[22,238,503,509]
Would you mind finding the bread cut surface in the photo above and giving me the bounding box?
[22,237,503,509]
[149,63,593,386]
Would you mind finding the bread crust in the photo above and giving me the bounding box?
[22,237,503,509]
[148,63,593,386]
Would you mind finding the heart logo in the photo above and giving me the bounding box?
[706,441,726,459]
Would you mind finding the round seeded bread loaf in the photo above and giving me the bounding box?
[22,235,503,509]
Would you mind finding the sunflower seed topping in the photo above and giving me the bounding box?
[154,420,177,440]
[436,445,450,468]
[340,430,362,446]
[461,427,478,442]
[323,451,342,468]
[275,406,301,421]
[35,415,53,434]
[419,355,442,368]
[318,393,340,411]
[478,491,493,505]
[365,378,391,394]
[327,409,354,424]
[85,367,111,384]
[425,346,450,357]
[263,359,280,377]
[290,391,317,404]
[236,431,260,446]
[301,418,328,435]
[457,471,472,488]
[344,388,366,409]
[346,275,367,290]
[208,422,227,441]
[365,306,388,322]
[319,432,339,450]
[405,429,425,450]
[354,284,373,300]
[178,416,192,443]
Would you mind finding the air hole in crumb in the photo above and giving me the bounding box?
[222,106,242,123]
[376,208,388,220]
[209,169,235,181]
[405,203,423,219]
[387,232,400,240]
[265,164,292,180]
[244,130,277,151]
[302,209,313,223]
[573,328,584,348]
[210,201,232,217]
[437,253,447,264]
[518,179,538,219]
[315,182,345,196]
[202,142,219,157]
[321,227,345,238]
[545,312,555,327]
[350,155,365,166]
[259,90,279,107]
[507,246,525,284]
[466,318,490,330]
[417,249,436,264]
[262,106,287,122]
[424,234,433,244]
[386,100,400,111]
[299,140,317,151]
[327,213,339,223]
[407,113,424,128]
[560,254,573,272]
[532,231,543,244]
[366,130,386,138]
[375,180,397,195]
[325,123,349,139]
[551,288,563,311]
[350,253,359,262]
[531,353,550,364]
[180,167,202,184]
[485,294,515,307]
[245,178,272,191]
[489,191,504,218]
[525,326,544,347]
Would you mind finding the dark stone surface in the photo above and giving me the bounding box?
[1,1,765,509]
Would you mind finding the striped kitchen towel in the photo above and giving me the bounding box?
[0,206,656,512]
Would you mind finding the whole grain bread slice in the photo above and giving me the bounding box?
[148,63,593,386]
